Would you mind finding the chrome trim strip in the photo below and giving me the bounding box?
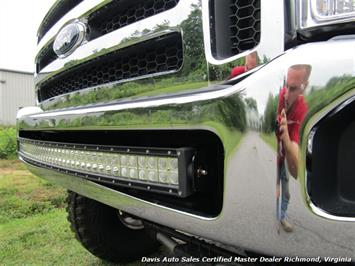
[37,0,63,38]
[36,0,110,56]
[29,83,242,119]
[37,0,83,40]
[16,107,43,120]
[39,69,179,108]
[309,201,355,222]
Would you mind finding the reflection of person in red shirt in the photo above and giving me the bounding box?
[276,64,311,232]
[227,51,258,79]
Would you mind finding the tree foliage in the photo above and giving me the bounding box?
[215,94,247,132]
[262,93,278,134]
[245,97,258,112]
[179,2,206,78]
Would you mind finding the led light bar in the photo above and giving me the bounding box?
[18,138,195,197]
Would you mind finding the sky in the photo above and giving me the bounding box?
[0,1,56,73]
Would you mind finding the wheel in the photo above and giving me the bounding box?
[66,191,160,263]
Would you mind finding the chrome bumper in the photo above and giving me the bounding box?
[18,39,355,258]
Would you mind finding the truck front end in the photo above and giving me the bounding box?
[17,0,355,262]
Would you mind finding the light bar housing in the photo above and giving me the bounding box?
[18,138,196,198]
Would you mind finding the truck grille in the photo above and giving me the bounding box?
[209,0,261,59]
[88,0,180,39]
[37,0,83,43]
[230,0,261,54]
[38,33,183,102]
[36,41,56,73]
[36,0,180,73]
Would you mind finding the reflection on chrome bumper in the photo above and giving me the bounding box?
[18,39,355,258]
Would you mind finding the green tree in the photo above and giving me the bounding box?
[262,93,278,133]
[216,93,247,132]
[179,2,206,77]
[245,97,258,112]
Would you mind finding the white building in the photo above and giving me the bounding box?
[0,69,35,125]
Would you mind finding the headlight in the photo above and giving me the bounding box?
[299,0,355,28]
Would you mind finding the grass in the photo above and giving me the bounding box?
[0,161,66,224]
[0,127,17,159]
[260,133,277,151]
[0,160,127,265]
[0,210,109,266]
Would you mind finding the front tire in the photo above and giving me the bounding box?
[66,191,160,263]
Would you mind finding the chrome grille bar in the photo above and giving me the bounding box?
[38,32,183,102]
[88,0,180,40]
[36,0,181,72]
[37,0,84,43]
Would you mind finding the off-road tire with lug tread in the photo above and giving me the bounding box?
[66,190,160,263]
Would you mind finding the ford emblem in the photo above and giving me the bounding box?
[53,20,86,58]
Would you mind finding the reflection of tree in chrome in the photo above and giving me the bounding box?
[214,92,247,132]
[33,89,248,134]
[245,97,261,131]
[262,93,279,134]
[245,97,258,112]
[306,75,354,118]
[179,1,206,79]
[45,79,208,110]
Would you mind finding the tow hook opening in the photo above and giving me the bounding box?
[118,210,144,230]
